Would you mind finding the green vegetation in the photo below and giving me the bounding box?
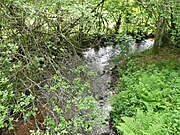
[111,48,180,134]
[0,0,180,134]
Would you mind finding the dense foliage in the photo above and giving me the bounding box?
[111,49,180,134]
[0,0,180,134]
[0,1,104,134]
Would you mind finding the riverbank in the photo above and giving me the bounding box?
[110,46,180,134]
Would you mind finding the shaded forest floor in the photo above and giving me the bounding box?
[132,47,180,68]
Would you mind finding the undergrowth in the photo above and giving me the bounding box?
[111,47,180,135]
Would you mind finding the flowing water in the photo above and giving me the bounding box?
[82,38,154,135]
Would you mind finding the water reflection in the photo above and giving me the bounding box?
[82,38,154,134]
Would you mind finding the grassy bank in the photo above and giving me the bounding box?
[111,47,180,135]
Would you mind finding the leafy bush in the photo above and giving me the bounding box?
[0,41,35,130]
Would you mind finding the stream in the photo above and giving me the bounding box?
[82,38,154,135]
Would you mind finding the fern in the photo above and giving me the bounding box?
[116,109,166,135]
[111,62,180,134]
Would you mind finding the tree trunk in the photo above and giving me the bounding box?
[115,13,122,34]
[153,13,167,54]
[153,0,169,53]
[0,23,2,40]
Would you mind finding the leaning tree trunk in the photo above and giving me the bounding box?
[153,15,167,54]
